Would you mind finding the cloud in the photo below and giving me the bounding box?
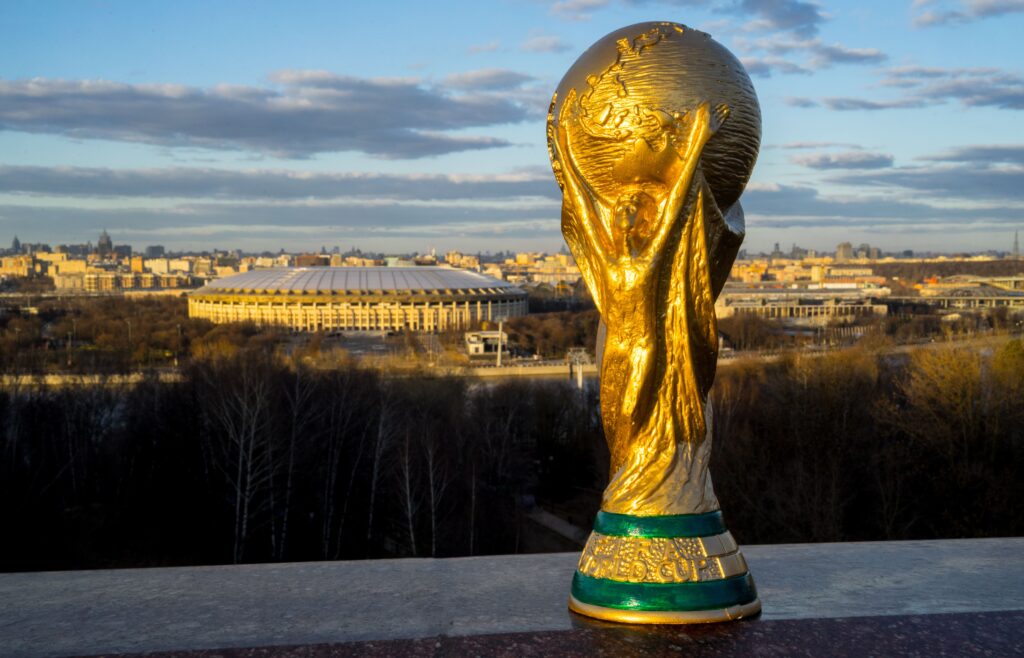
[830,165,1024,201]
[781,141,863,149]
[878,65,999,87]
[0,71,538,159]
[915,73,1024,110]
[913,0,1024,26]
[824,66,1024,111]
[562,2,877,78]
[0,199,560,231]
[442,69,534,91]
[823,97,932,110]
[742,183,1021,228]
[784,97,819,107]
[4,154,1018,250]
[741,143,1024,236]
[520,34,572,53]
[468,41,501,54]
[737,36,886,75]
[550,0,610,21]
[809,42,887,67]
[625,0,826,37]
[622,0,703,5]
[0,200,565,251]
[792,151,894,169]
[920,144,1024,164]
[0,164,566,249]
[736,0,827,38]
[822,143,1024,203]
[0,165,561,201]
[741,57,813,78]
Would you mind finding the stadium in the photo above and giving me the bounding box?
[188,267,528,332]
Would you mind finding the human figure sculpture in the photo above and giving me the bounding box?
[547,21,761,624]
[552,95,729,515]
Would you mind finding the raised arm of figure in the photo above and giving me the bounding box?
[553,90,613,263]
[644,103,728,260]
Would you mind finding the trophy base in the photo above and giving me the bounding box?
[569,593,761,626]
[568,510,759,625]
[569,594,761,624]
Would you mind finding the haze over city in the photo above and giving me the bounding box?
[1,1,1022,253]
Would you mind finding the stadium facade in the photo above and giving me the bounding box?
[188,267,528,332]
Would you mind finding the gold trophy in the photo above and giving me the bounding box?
[547,22,762,623]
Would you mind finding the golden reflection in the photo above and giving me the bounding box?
[549,21,762,623]
[547,22,759,516]
[577,532,748,583]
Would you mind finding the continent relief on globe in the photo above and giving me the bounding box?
[550,22,761,214]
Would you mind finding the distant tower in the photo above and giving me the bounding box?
[11,235,20,253]
[1015,230,1020,260]
[98,229,113,256]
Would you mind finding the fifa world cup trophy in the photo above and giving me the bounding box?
[547,22,762,623]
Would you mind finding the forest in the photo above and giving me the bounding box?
[0,293,601,371]
[2,336,1021,571]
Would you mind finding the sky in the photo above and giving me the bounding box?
[1,0,1022,255]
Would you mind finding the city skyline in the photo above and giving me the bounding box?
[6,227,1019,260]
[1,1,1023,253]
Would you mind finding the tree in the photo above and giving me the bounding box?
[197,354,275,563]
[365,382,398,555]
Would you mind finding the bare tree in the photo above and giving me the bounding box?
[268,363,321,560]
[422,436,450,557]
[397,428,419,556]
[319,367,366,559]
[365,382,398,555]
[200,359,273,563]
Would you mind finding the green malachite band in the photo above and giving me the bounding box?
[571,571,757,612]
[593,510,726,538]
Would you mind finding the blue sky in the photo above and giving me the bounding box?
[1,0,1022,254]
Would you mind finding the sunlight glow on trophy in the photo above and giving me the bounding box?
[547,22,762,624]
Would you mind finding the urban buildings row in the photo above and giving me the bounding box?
[715,286,889,323]
[723,255,1024,324]
[3,231,1021,334]
[0,232,583,293]
[53,272,192,293]
[765,232,1020,262]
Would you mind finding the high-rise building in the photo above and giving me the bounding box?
[97,230,113,257]
[1014,231,1020,260]
[835,242,854,261]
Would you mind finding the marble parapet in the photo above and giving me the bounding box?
[1,538,1021,657]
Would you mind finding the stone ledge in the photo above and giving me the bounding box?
[108,611,1024,657]
[1,538,1022,657]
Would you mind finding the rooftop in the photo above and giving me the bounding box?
[2,537,1021,656]
[197,267,518,294]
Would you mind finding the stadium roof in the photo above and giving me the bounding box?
[200,267,519,294]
